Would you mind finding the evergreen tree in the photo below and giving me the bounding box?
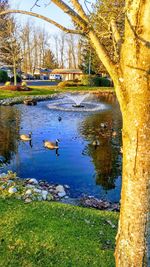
[43,49,58,69]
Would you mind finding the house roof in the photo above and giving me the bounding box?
[34,68,52,74]
[51,69,83,74]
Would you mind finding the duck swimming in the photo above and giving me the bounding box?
[43,139,59,149]
[92,140,100,147]
[20,132,32,141]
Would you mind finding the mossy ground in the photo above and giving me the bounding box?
[0,85,114,99]
[0,198,118,267]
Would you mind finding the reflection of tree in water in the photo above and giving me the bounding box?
[0,106,20,164]
[79,101,122,190]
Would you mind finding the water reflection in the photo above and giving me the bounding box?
[0,106,20,164]
[79,100,122,190]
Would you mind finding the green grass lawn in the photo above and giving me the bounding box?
[0,85,114,99]
[0,198,118,267]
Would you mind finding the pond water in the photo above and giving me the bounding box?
[0,94,122,202]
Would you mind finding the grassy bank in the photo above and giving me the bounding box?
[0,85,114,100]
[0,198,118,267]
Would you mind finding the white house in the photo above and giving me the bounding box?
[51,69,83,81]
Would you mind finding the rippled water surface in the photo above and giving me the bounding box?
[0,95,122,202]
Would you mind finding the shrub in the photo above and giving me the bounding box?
[81,75,112,87]
[58,80,83,88]
[3,85,31,91]
[99,77,112,87]
[5,81,11,86]
[81,75,101,86]
[21,81,27,87]
[0,70,9,83]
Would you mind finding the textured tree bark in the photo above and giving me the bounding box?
[114,1,150,264]
[115,93,150,266]
[114,38,150,266]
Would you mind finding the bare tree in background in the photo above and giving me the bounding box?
[0,18,21,85]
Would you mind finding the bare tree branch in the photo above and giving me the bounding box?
[30,0,41,11]
[0,7,118,81]
[50,0,118,78]
[110,19,122,48]
[70,0,89,22]
[44,1,52,8]
[0,10,82,34]
[50,0,88,31]
[84,0,91,15]
[125,13,150,47]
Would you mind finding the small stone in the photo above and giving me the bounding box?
[64,185,70,189]
[7,180,14,185]
[42,190,48,194]
[0,185,5,190]
[49,188,54,193]
[33,188,42,193]
[58,191,66,198]
[8,187,17,194]
[0,173,7,178]
[46,194,53,201]
[25,184,35,189]
[28,178,38,185]
[24,198,32,203]
[42,190,48,200]
[25,189,32,195]
[56,185,65,193]
[37,196,43,201]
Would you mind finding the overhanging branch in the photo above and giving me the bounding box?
[51,0,88,31]
[0,10,82,34]
[70,0,89,23]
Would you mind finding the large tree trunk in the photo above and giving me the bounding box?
[114,1,150,264]
[115,56,150,266]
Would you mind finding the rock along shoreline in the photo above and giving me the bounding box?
[0,93,61,106]
[0,172,119,211]
[0,90,116,106]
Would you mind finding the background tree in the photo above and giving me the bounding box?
[79,38,100,74]
[0,0,11,66]
[66,34,77,68]
[0,18,21,85]
[0,0,9,43]
[1,0,150,265]
[20,21,57,74]
[43,48,58,69]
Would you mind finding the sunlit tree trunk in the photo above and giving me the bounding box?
[13,58,17,86]
[114,1,150,264]
[115,82,150,266]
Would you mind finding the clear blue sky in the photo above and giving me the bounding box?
[9,0,73,34]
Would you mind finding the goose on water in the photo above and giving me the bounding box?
[43,139,59,149]
[92,140,100,147]
[20,132,32,141]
